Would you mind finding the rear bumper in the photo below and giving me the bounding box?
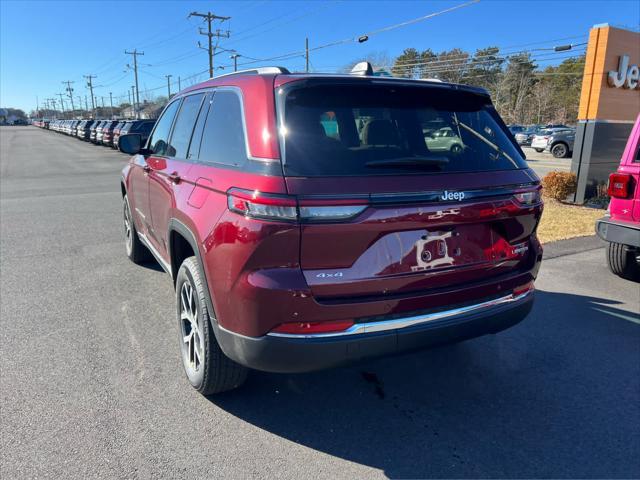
[213,289,534,373]
[596,217,640,247]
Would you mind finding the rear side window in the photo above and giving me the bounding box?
[167,94,205,159]
[148,100,181,156]
[133,121,155,134]
[197,90,247,167]
[280,84,527,176]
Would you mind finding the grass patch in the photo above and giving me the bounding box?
[537,198,604,244]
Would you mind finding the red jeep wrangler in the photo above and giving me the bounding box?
[119,65,543,394]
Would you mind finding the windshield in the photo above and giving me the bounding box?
[279,84,527,176]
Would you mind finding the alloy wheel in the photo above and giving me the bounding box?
[123,200,133,254]
[180,281,204,377]
[552,144,567,158]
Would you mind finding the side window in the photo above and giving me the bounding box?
[167,93,205,159]
[198,91,247,167]
[148,100,181,156]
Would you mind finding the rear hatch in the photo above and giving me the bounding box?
[277,79,542,300]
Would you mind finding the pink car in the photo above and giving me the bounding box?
[596,114,640,280]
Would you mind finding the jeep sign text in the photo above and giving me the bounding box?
[608,55,640,90]
[440,190,465,201]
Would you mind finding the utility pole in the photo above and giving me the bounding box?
[63,80,75,112]
[131,86,135,117]
[305,37,309,73]
[84,75,97,115]
[49,98,57,118]
[57,93,66,118]
[125,49,144,119]
[189,11,231,78]
[84,95,88,112]
[109,92,113,118]
[128,89,131,106]
[230,53,240,71]
[165,74,172,98]
[178,76,181,91]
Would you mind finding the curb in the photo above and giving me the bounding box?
[542,235,605,260]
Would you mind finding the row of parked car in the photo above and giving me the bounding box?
[508,124,576,158]
[34,118,156,150]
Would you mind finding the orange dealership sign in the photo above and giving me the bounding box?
[578,25,640,121]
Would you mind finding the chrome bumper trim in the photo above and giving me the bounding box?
[267,288,534,339]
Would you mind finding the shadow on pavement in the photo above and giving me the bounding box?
[208,290,640,478]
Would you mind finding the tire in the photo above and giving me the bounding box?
[606,242,640,281]
[123,194,150,263]
[551,142,569,158]
[176,257,248,395]
[534,148,544,153]
[450,144,463,155]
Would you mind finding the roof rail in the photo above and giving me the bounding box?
[214,66,290,79]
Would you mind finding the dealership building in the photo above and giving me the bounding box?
[571,24,640,203]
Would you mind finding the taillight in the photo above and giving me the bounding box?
[227,188,297,221]
[514,190,542,205]
[227,188,367,223]
[270,319,354,335]
[607,172,631,198]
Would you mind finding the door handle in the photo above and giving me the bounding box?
[168,172,181,184]
[142,165,151,174]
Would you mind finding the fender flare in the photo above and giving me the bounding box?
[168,219,217,321]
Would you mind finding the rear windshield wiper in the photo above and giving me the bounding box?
[453,120,518,167]
[365,156,449,168]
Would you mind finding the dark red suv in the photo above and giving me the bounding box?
[119,65,543,395]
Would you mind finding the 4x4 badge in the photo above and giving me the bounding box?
[440,190,465,201]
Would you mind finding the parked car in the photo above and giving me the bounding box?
[111,121,129,149]
[68,120,79,135]
[89,121,102,143]
[119,64,543,395]
[95,121,110,144]
[596,114,640,281]
[118,120,155,150]
[424,126,464,154]
[515,127,542,146]
[74,120,84,137]
[69,120,78,135]
[531,128,573,154]
[77,120,93,140]
[508,124,525,135]
[547,129,575,158]
[100,121,119,146]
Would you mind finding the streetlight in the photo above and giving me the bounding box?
[230,53,241,72]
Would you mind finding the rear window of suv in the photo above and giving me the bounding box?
[279,83,527,176]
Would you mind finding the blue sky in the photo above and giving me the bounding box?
[1,0,639,112]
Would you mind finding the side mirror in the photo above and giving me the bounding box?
[119,133,145,155]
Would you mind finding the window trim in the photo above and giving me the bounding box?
[146,97,183,156]
[165,92,207,162]
[193,88,252,169]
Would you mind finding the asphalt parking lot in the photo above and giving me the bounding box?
[522,146,572,177]
[1,126,638,479]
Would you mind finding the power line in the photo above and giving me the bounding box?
[189,11,231,77]
[231,0,481,70]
